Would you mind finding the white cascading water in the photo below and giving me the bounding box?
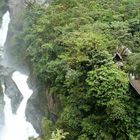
[0,12,38,140]
[0,11,9,47]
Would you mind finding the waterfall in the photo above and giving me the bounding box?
[0,11,10,47]
[1,72,38,140]
[0,11,38,140]
[0,11,10,61]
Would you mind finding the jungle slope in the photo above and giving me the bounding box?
[14,0,140,140]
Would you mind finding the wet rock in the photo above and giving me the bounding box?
[0,65,23,114]
[46,89,60,123]
[26,87,47,134]
[25,72,60,134]
[0,84,4,126]
[8,0,25,18]
[0,65,14,125]
[26,84,60,134]
[4,75,23,114]
[0,65,14,76]
[25,73,48,134]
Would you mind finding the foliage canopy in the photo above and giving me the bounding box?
[13,0,140,139]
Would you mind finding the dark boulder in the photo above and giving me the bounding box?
[4,75,23,114]
[26,83,47,134]
[0,84,4,126]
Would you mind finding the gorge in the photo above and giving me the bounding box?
[0,0,140,140]
[0,11,38,140]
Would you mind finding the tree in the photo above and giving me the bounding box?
[85,66,134,139]
[12,0,140,139]
[50,129,68,140]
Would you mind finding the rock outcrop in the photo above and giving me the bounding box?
[0,0,8,25]
[0,84,4,127]
[0,65,10,128]
[0,65,13,126]
[26,90,46,134]
[0,65,24,129]
[8,0,25,18]
[26,86,60,134]
[26,72,60,134]
[25,73,47,134]
[4,75,23,113]
[0,65,23,114]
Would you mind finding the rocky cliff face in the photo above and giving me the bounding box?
[0,84,4,127]
[0,66,23,113]
[0,65,23,128]
[26,89,47,134]
[8,0,25,18]
[8,0,47,18]
[4,0,25,68]
[25,72,60,134]
[26,86,60,134]
[0,0,8,25]
[4,75,23,113]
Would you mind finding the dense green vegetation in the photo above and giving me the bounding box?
[14,0,140,139]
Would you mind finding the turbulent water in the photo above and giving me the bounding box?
[0,11,10,47]
[0,11,38,140]
[0,11,10,60]
[1,72,38,140]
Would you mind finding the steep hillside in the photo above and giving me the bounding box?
[5,0,140,140]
